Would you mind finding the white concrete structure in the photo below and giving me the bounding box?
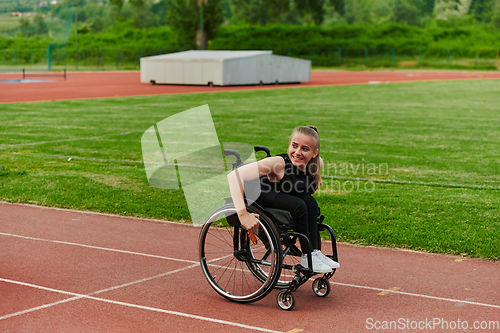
[140,50,311,86]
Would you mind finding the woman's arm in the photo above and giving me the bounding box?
[227,156,284,232]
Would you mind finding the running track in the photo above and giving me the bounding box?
[1,70,499,332]
[1,202,498,332]
[1,70,500,103]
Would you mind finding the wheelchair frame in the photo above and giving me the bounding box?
[198,146,339,310]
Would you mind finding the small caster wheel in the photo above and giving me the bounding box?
[276,290,295,310]
[312,278,331,297]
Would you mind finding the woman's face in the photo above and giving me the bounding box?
[288,132,318,171]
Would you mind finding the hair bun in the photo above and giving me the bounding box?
[308,125,319,134]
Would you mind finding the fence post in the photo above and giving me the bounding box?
[447,49,450,67]
[30,50,33,66]
[83,49,86,67]
[139,49,142,65]
[48,44,52,70]
[101,49,105,68]
[391,48,395,67]
[339,47,342,66]
[121,49,124,67]
[364,48,368,67]
[312,48,316,66]
[418,49,422,67]
[96,48,99,69]
[475,50,478,69]
[14,50,17,66]
[115,49,118,69]
[497,49,499,70]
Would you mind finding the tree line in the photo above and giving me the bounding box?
[2,0,500,50]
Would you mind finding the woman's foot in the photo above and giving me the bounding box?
[315,250,340,269]
[301,252,332,273]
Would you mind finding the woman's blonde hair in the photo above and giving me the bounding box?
[290,125,322,189]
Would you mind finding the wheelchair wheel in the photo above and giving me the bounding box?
[312,277,331,297]
[248,243,299,290]
[250,230,304,290]
[199,204,282,303]
[236,206,298,290]
[276,290,295,310]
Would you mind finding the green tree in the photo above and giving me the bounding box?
[166,0,224,50]
[229,0,325,25]
[345,0,375,24]
[129,0,160,28]
[470,0,494,22]
[393,0,420,25]
[493,0,500,27]
[229,0,268,25]
[413,0,435,14]
[110,0,124,8]
[19,16,34,37]
[152,0,169,24]
[295,0,325,24]
[329,0,346,15]
[344,0,432,26]
[33,13,49,35]
[434,0,473,20]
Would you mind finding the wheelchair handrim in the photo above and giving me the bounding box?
[199,206,280,302]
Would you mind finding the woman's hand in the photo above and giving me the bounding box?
[239,212,260,233]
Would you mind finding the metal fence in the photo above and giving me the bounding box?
[0,47,499,71]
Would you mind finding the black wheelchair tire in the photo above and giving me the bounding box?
[199,204,282,303]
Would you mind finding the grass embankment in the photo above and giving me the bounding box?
[0,14,20,33]
[0,80,499,259]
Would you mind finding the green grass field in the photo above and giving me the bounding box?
[1,79,499,259]
[0,14,20,32]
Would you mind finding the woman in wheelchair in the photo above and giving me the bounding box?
[227,125,340,274]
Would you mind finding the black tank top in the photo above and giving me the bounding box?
[260,153,316,196]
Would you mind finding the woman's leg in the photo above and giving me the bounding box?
[256,192,333,273]
[257,191,310,253]
[296,193,320,250]
[297,194,340,269]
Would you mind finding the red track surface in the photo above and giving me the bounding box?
[1,70,500,103]
[1,202,499,332]
[1,71,499,331]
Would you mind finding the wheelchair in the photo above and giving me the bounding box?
[198,146,339,310]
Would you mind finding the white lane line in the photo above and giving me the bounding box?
[322,175,500,190]
[0,131,133,148]
[0,296,82,320]
[0,263,200,321]
[331,281,500,309]
[5,232,499,310]
[12,152,142,164]
[0,201,185,226]
[0,232,197,264]
[0,277,283,333]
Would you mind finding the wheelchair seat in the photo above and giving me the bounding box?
[224,197,293,230]
[265,208,294,230]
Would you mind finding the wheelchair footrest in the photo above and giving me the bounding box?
[286,268,311,293]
